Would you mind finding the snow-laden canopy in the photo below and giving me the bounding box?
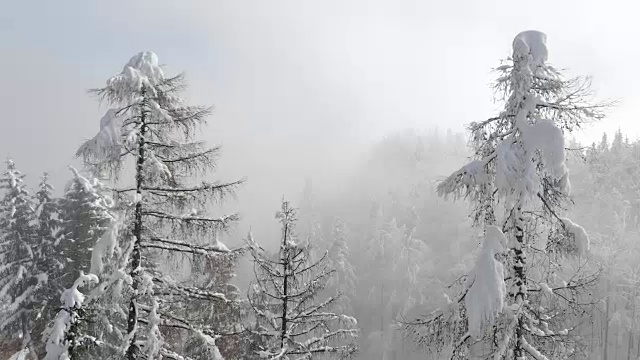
[513,30,548,66]
[108,51,165,98]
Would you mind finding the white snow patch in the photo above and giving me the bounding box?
[77,109,123,161]
[90,217,120,275]
[520,118,570,194]
[106,51,165,100]
[44,273,98,360]
[560,217,590,255]
[539,283,553,296]
[464,225,507,338]
[513,30,548,66]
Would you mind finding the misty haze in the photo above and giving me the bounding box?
[0,1,637,360]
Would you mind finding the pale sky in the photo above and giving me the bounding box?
[1,0,637,238]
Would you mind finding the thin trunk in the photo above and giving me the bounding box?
[280,221,289,350]
[126,97,146,360]
[381,275,384,346]
[614,301,619,360]
[604,283,610,360]
[591,316,595,356]
[512,206,526,360]
[629,288,635,360]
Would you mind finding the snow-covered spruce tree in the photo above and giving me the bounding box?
[58,168,119,359]
[324,219,356,314]
[31,173,65,355]
[0,160,47,357]
[403,31,606,359]
[44,272,99,360]
[246,200,359,359]
[58,167,113,289]
[76,51,242,359]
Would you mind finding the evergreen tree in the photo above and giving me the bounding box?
[325,219,356,314]
[403,30,606,358]
[76,51,242,359]
[0,160,43,356]
[246,200,358,359]
[58,167,112,289]
[59,169,119,359]
[31,173,64,355]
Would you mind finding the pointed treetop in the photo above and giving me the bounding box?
[38,172,54,190]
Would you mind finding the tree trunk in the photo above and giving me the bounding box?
[381,275,384,356]
[629,288,635,360]
[280,221,289,351]
[512,206,526,359]
[126,97,147,360]
[604,283,610,360]
[615,304,619,360]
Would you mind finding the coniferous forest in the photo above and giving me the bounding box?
[2,11,640,360]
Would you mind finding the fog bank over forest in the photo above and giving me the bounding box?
[5,2,640,360]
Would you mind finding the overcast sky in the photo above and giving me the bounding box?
[1,0,637,239]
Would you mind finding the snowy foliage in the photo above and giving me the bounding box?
[559,217,590,256]
[0,160,40,352]
[246,200,358,359]
[464,226,507,338]
[44,272,99,360]
[407,30,605,359]
[61,166,115,283]
[325,219,357,313]
[76,51,243,359]
[31,173,65,355]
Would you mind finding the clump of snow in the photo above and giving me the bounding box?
[106,51,165,101]
[145,153,172,179]
[90,217,121,275]
[496,141,525,196]
[520,118,570,194]
[496,103,570,200]
[122,51,164,86]
[98,110,122,152]
[77,110,123,161]
[63,273,99,308]
[513,30,548,66]
[437,159,491,199]
[539,283,553,296]
[560,217,590,255]
[195,331,224,360]
[464,225,507,338]
[459,160,489,186]
[213,236,230,253]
